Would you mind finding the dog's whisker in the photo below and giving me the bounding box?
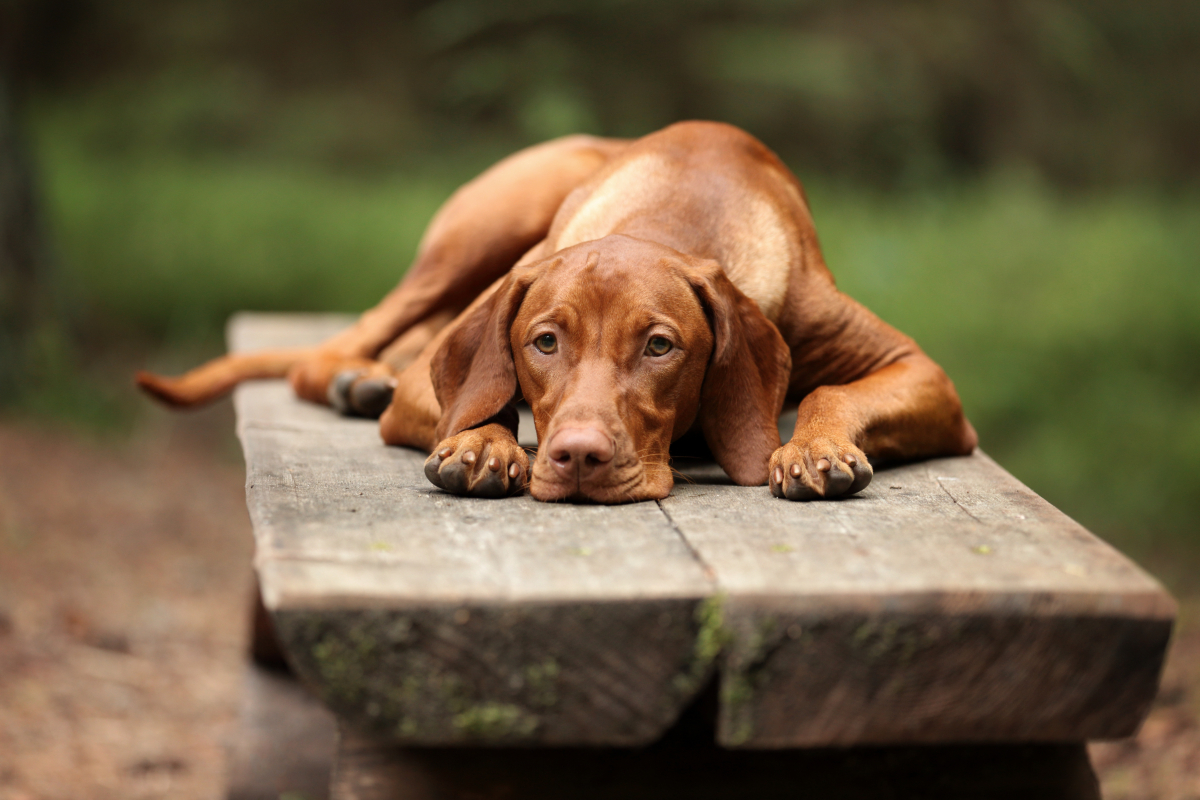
[668,467,697,485]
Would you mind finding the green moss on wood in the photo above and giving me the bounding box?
[694,594,731,667]
[308,619,384,704]
[452,702,539,738]
[852,619,922,664]
[672,593,729,696]
[525,658,560,708]
[278,601,699,745]
[721,614,780,746]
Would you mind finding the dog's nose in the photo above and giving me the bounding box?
[546,426,615,481]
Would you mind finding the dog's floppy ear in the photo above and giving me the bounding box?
[430,266,539,442]
[686,261,792,485]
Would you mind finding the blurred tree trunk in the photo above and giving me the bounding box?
[0,78,52,397]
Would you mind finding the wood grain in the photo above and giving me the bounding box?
[662,452,1175,745]
[231,314,715,745]
[229,312,1175,748]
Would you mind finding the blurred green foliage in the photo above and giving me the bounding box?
[27,111,1200,554]
[1,0,1197,555]
[815,177,1200,553]
[7,0,1200,187]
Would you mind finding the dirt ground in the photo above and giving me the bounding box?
[0,409,1196,800]
[0,409,254,800]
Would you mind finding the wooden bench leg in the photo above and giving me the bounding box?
[224,663,338,800]
[248,575,291,672]
[226,579,338,799]
[330,725,1100,800]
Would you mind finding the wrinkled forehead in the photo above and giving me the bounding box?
[516,242,707,332]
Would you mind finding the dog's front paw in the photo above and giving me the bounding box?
[424,424,529,498]
[769,435,872,501]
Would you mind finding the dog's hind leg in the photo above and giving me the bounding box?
[285,135,628,410]
[319,309,457,418]
[138,135,627,410]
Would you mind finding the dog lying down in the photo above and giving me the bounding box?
[138,121,976,504]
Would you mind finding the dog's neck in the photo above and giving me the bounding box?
[541,150,809,326]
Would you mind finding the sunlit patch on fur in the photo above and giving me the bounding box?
[718,195,792,322]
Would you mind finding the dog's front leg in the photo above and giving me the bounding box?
[769,354,977,500]
[376,345,528,498]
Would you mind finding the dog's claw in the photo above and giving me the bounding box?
[470,469,508,498]
[823,462,854,496]
[329,370,394,418]
[424,452,448,488]
[350,378,394,417]
[769,436,872,501]
[781,475,820,501]
[327,370,362,414]
[438,459,471,493]
[846,456,873,494]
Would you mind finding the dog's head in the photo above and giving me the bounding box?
[430,234,791,502]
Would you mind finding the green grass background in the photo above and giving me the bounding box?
[24,107,1200,564]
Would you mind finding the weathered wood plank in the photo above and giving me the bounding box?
[229,312,1174,748]
[230,314,716,745]
[660,455,1174,746]
[240,419,707,606]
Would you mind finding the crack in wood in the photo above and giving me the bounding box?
[230,313,1175,748]
[930,462,984,525]
[656,498,719,585]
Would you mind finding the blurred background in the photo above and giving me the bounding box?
[0,1,1197,798]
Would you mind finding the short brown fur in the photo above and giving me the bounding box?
[138,122,976,503]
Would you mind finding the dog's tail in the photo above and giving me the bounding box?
[135,347,315,408]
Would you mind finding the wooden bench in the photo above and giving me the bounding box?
[224,313,1174,799]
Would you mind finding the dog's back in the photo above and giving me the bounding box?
[536,121,819,326]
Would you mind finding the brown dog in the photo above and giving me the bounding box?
[138,121,976,503]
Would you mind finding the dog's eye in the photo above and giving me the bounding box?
[534,333,558,354]
[645,336,673,357]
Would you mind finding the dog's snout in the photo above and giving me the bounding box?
[546,426,615,481]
